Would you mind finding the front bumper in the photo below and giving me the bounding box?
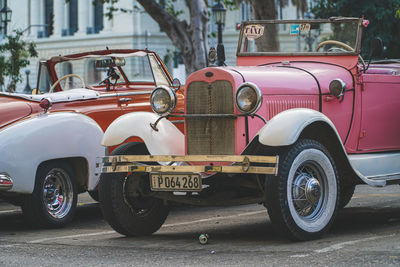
[98,155,279,175]
[0,173,13,191]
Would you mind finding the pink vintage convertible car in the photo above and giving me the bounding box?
[97,18,400,240]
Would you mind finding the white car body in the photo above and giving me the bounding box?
[0,112,104,193]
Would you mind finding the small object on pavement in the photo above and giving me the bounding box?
[199,233,209,245]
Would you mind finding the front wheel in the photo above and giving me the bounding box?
[99,142,169,236]
[22,161,77,228]
[265,139,339,241]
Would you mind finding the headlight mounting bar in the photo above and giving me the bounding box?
[150,113,267,131]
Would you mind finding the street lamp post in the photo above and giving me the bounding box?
[0,0,12,35]
[24,69,31,93]
[212,0,227,66]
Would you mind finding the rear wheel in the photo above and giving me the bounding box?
[22,161,77,228]
[265,139,339,241]
[99,142,169,236]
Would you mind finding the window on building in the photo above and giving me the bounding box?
[44,0,54,37]
[68,0,78,35]
[93,0,103,33]
[0,0,6,37]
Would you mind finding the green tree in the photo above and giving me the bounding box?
[312,0,400,58]
[0,30,38,92]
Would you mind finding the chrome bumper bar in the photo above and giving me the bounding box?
[98,155,279,175]
[0,173,13,191]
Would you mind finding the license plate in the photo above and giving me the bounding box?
[150,173,202,191]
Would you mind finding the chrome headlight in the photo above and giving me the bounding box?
[235,82,262,114]
[150,85,177,115]
[329,78,346,98]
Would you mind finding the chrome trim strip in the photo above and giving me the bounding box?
[98,90,152,98]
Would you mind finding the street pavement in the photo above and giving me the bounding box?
[0,184,400,266]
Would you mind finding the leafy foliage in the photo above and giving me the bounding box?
[0,30,38,92]
[311,0,400,58]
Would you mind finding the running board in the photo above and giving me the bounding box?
[348,152,400,187]
[368,173,400,185]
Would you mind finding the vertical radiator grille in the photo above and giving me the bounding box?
[186,81,235,155]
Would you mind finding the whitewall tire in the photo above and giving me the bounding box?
[265,139,339,240]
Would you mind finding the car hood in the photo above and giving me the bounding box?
[225,62,353,95]
[0,97,33,129]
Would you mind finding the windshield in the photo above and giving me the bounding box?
[53,53,170,90]
[238,18,362,55]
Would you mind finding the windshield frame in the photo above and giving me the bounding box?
[236,18,363,57]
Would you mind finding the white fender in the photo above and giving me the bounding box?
[257,108,339,146]
[0,112,104,193]
[102,111,184,155]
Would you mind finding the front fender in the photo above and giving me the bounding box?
[258,108,339,146]
[0,112,104,193]
[102,112,184,155]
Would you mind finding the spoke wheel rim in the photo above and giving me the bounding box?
[286,148,337,233]
[291,161,327,222]
[42,168,73,219]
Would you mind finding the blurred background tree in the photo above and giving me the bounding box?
[312,0,400,58]
[0,30,37,92]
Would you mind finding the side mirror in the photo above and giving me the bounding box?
[370,37,383,58]
[171,78,181,91]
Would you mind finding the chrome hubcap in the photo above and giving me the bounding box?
[292,162,326,219]
[305,178,321,205]
[42,168,73,219]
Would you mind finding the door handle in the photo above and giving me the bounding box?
[119,98,132,103]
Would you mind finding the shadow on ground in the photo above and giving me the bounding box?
[0,202,103,231]
[1,201,400,243]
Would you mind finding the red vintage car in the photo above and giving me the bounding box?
[0,49,183,228]
[98,18,400,240]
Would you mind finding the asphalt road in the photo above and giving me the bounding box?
[1,184,400,266]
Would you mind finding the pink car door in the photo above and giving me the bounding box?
[358,70,400,151]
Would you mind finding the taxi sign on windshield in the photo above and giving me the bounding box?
[244,24,264,40]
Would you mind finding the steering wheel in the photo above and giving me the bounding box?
[316,40,354,52]
[49,74,86,93]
